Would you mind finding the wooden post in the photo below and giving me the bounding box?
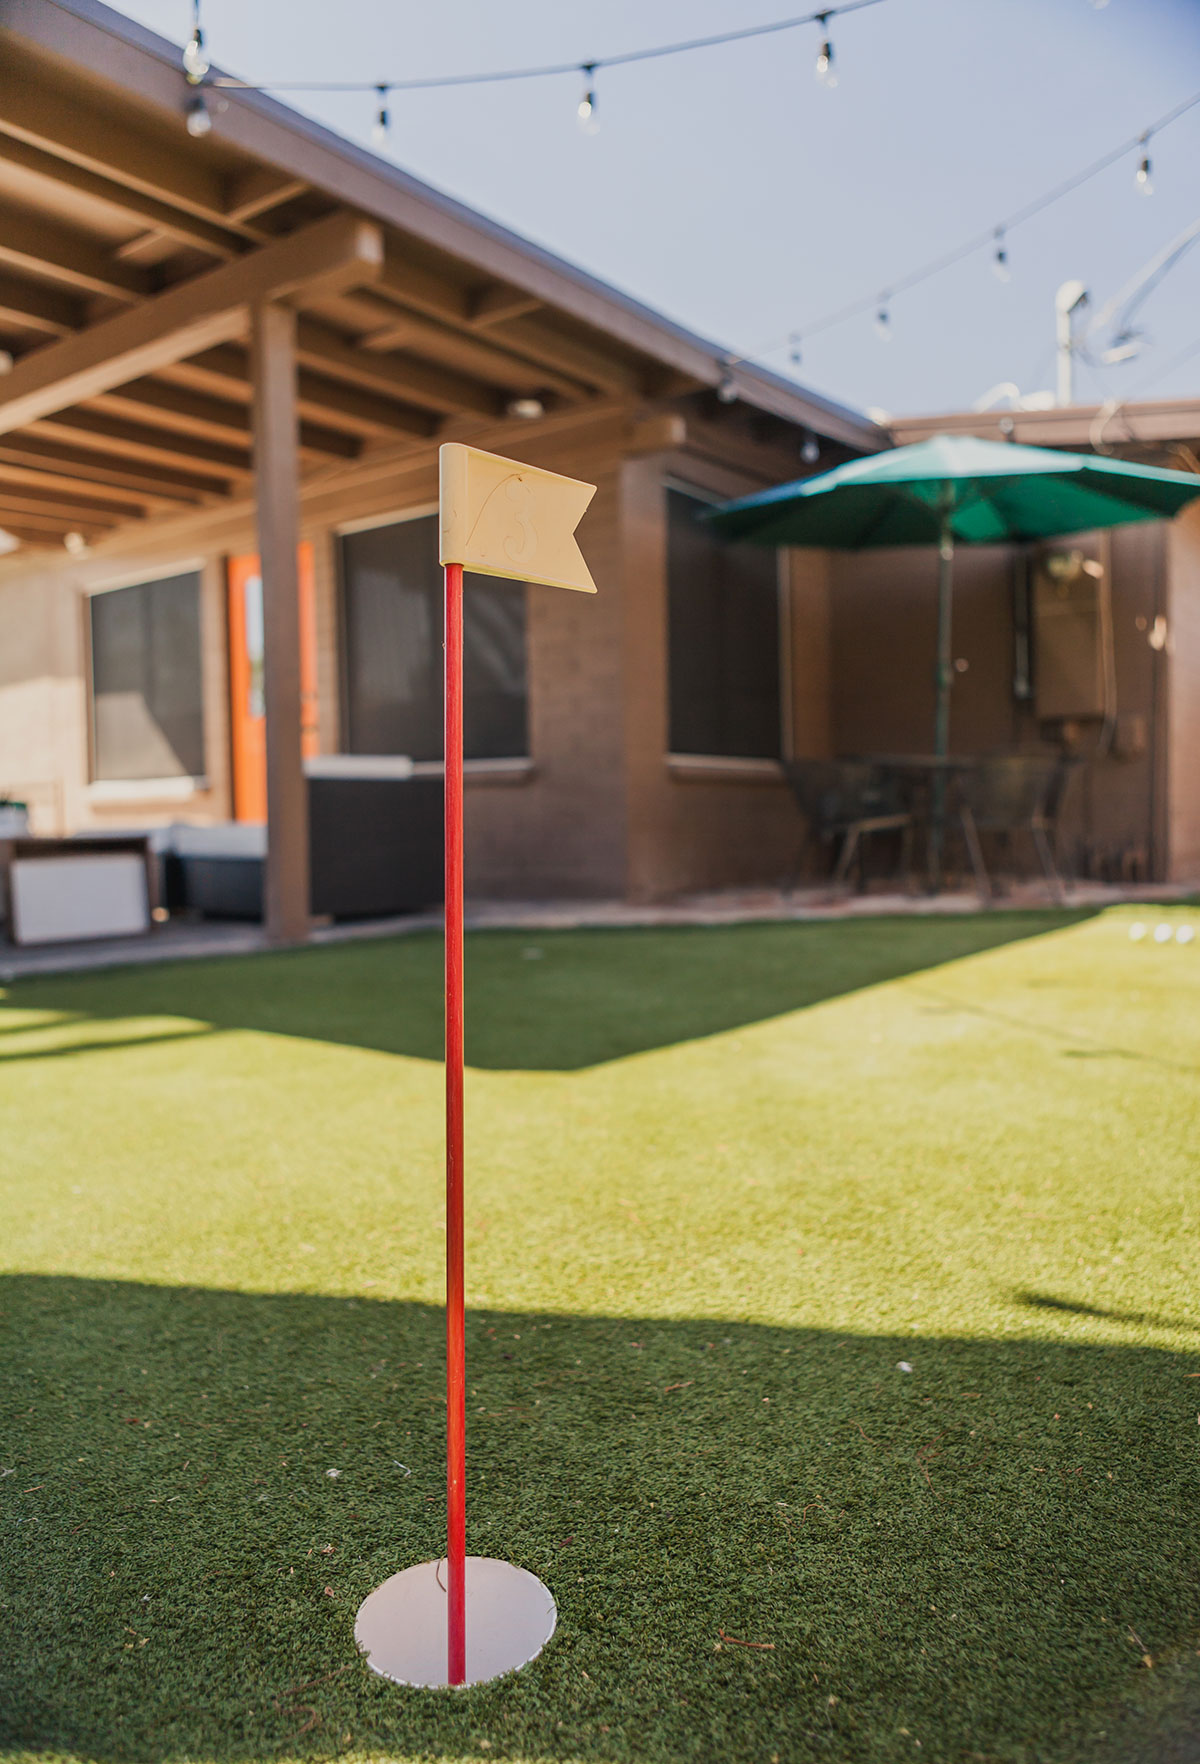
[251,298,309,944]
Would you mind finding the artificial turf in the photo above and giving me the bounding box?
[1,906,1199,1764]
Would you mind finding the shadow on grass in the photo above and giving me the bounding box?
[3,1275,1199,1764]
[0,911,1091,1071]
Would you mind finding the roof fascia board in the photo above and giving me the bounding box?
[0,0,882,452]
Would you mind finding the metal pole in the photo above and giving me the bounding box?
[930,511,954,890]
[444,560,466,1685]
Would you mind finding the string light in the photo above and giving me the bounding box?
[1135,135,1153,195]
[874,301,891,341]
[372,85,391,147]
[801,430,821,464]
[577,64,598,134]
[725,84,1200,374]
[814,14,837,86]
[716,365,738,403]
[992,228,1011,282]
[185,92,213,136]
[208,0,885,100]
[788,333,803,365]
[182,0,209,85]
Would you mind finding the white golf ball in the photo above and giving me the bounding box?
[1178,925,1195,946]
[1154,923,1173,943]
[1129,923,1147,941]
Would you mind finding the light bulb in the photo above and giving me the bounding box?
[874,305,891,341]
[801,433,820,466]
[1135,153,1153,196]
[183,26,209,84]
[185,93,212,137]
[716,370,738,404]
[577,65,598,134]
[372,87,390,148]
[815,37,837,86]
[788,334,802,366]
[992,232,1010,282]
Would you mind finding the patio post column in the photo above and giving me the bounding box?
[251,298,310,945]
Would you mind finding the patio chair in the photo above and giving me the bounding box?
[783,758,915,894]
[955,753,1076,902]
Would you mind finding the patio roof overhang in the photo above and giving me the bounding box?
[0,0,882,551]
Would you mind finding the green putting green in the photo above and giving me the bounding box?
[1,906,1198,1764]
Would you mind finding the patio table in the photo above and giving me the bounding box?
[867,753,979,892]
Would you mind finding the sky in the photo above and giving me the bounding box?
[111,0,1200,421]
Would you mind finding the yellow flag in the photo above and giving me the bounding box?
[439,443,597,594]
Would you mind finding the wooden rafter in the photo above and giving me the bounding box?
[0,433,217,504]
[0,213,384,437]
[295,319,503,418]
[0,271,86,338]
[470,285,542,326]
[0,470,146,520]
[87,378,364,458]
[0,199,151,300]
[32,411,251,480]
[0,134,245,261]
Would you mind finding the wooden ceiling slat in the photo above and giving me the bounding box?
[32,411,249,480]
[0,433,217,503]
[356,297,588,398]
[0,494,122,531]
[87,377,364,457]
[0,477,142,520]
[0,459,153,513]
[0,270,85,337]
[223,168,309,224]
[0,134,245,261]
[296,319,503,418]
[0,199,150,300]
[0,52,233,226]
[470,285,543,327]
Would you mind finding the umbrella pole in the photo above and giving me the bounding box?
[930,513,954,890]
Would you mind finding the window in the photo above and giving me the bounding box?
[340,514,528,761]
[667,487,781,760]
[89,572,205,781]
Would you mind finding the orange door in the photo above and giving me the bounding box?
[227,543,318,822]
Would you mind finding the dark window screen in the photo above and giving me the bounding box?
[341,515,528,761]
[667,489,781,759]
[90,572,204,780]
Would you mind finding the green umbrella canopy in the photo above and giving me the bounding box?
[706,433,1200,550]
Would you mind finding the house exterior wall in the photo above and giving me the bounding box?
[829,522,1176,882]
[1167,502,1200,883]
[0,403,835,902]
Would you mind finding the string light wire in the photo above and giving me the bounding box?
[737,84,1200,370]
[206,0,887,93]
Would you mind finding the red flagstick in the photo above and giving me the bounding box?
[444,560,467,1685]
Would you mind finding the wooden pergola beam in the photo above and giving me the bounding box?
[0,478,143,523]
[470,285,542,326]
[0,459,153,515]
[0,50,230,225]
[0,495,123,533]
[0,272,86,338]
[295,319,503,417]
[0,213,384,437]
[88,378,363,459]
[0,434,216,504]
[33,411,251,480]
[0,200,151,301]
[223,168,309,224]
[0,134,245,262]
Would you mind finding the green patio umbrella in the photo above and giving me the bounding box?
[707,432,1200,765]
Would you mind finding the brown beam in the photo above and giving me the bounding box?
[0,459,152,515]
[0,479,142,523]
[470,285,542,326]
[299,318,507,416]
[0,134,244,262]
[0,272,86,338]
[0,49,230,225]
[251,300,310,945]
[88,379,361,459]
[224,169,309,224]
[483,315,643,396]
[0,200,151,301]
[0,213,384,437]
[33,411,251,480]
[0,434,216,504]
[0,497,119,534]
[155,347,434,438]
[357,301,590,399]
